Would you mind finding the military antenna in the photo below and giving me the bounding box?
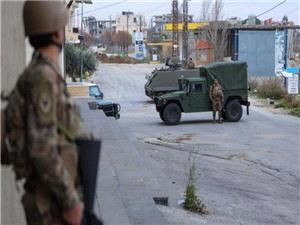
[172,0,179,58]
[182,0,189,64]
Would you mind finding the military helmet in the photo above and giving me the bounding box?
[23,1,68,37]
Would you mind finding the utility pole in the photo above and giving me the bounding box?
[80,0,83,82]
[172,0,179,58]
[126,10,129,56]
[182,0,189,64]
[126,10,129,33]
[109,15,112,34]
[139,15,142,32]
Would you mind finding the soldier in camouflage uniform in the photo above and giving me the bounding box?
[2,1,83,225]
[209,79,224,123]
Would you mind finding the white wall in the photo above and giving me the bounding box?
[1,1,29,224]
[1,1,27,94]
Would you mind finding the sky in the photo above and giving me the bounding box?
[77,0,300,26]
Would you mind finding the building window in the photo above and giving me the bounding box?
[133,17,137,23]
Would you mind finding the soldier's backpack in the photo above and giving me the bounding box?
[1,86,30,180]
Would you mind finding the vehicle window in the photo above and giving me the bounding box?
[89,86,101,97]
[191,84,203,93]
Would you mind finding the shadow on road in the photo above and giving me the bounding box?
[155,119,215,126]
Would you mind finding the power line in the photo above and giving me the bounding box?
[74,0,128,17]
[256,0,287,17]
[271,7,300,20]
[141,0,169,15]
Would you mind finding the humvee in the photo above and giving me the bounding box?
[154,61,250,125]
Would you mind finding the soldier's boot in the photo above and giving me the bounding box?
[219,112,223,123]
[213,111,216,123]
[218,111,223,124]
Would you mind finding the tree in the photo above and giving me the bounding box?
[198,0,229,62]
[112,31,132,55]
[200,0,211,21]
[211,0,224,22]
[100,31,113,48]
[65,44,98,81]
[83,32,93,47]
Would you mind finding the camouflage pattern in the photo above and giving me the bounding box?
[209,80,224,123]
[5,51,82,225]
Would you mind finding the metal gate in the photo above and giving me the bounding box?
[238,30,275,76]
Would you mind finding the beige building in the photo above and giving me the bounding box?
[65,1,80,43]
[116,11,147,37]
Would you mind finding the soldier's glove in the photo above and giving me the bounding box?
[62,202,84,225]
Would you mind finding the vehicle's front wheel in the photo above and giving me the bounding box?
[162,103,181,125]
[159,110,165,122]
[225,100,243,122]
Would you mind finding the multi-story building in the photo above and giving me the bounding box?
[65,1,80,43]
[116,11,147,37]
[84,16,116,37]
[150,13,193,33]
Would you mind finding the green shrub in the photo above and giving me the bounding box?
[256,77,286,100]
[65,43,98,81]
[275,95,300,117]
[248,77,260,92]
[284,95,300,108]
[290,107,300,117]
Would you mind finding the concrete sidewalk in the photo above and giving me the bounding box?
[76,99,173,225]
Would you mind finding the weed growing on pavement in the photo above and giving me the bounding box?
[183,153,208,215]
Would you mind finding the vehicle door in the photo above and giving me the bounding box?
[188,82,207,112]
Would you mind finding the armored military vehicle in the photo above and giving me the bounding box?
[154,61,250,125]
[144,68,200,99]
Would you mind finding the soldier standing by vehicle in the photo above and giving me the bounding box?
[2,1,83,225]
[209,79,224,123]
[187,57,195,69]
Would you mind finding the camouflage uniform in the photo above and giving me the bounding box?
[209,81,224,123]
[6,51,82,225]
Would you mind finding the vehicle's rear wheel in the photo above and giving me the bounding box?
[225,100,243,122]
[162,103,181,125]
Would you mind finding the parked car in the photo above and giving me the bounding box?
[67,82,121,119]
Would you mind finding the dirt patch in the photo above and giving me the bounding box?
[96,53,141,64]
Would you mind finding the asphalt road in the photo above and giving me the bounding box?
[94,63,300,225]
